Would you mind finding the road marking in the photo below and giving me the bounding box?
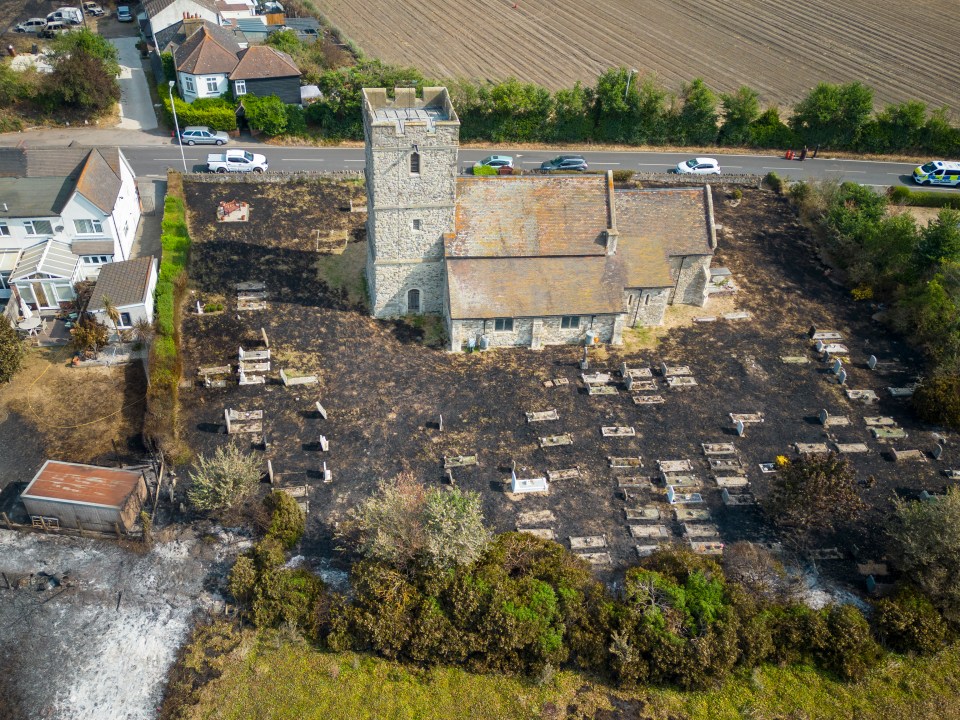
[636,163,667,166]
[280,158,324,161]
[591,162,621,166]
[522,161,542,165]
[825,169,865,173]
[343,159,365,163]
[761,167,796,171]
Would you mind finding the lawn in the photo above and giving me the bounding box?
[180,631,960,720]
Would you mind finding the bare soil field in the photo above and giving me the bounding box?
[313,0,959,110]
[178,176,951,588]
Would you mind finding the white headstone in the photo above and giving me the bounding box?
[625,374,633,391]
[933,444,944,461]
[815,339,825,352]
[868,355,878,370]
[831,358,843,375]
[735,420,745,436]
[819,408,829,425]
[837,369,847,385]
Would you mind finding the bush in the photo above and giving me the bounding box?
[472,164,497,176]
[70,316,109,357]
[187,444,262,512]
[160,90,237,132]
[46,50,120,115]
[816,604,882,680]
[0,318,25,384]
[203,302,223,313]
[612,169,635,183]
[873,586,948,655]
[764,171,784,194]
[886,186,960,210]
[285,104,308,137]
[788,181,811,203]
[243,95,288,136]
[264,491,305,549]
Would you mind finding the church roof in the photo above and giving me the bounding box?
[615,187,715,257]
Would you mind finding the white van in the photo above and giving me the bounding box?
[913,160,960,187]
[46,7,83,25]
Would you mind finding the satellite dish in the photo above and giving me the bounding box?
[54,225,64,233]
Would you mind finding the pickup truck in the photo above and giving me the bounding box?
[206,150,268,173]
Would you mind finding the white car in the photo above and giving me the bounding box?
[14,18,48,32]
[675,157,721,175]
[474,155,514,170]
[207,149,268,173]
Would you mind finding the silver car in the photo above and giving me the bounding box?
[180,126,230,146]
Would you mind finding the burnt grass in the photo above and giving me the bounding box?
[179,178,950,587]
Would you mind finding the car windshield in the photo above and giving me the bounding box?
[684,159,698,168]
[480,156,494,164]
[920,162,938,173]
[243,152,254,162]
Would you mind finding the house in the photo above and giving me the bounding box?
[275,16,320,44]
[20,460,148,533]
[0,148,141,312]
[362,87,717,351]
[87,256,158,337]
[142,0,221,38]
[173,22,301,103]
[214,0,255,21]
[155,16,247,55]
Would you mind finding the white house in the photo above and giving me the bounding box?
[143,0,221,38]
[173,22,240,102]
[0,148,141,312]
[87,257,158,338]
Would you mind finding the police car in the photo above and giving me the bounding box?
[913,160,960,187]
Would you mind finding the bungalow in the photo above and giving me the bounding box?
[0,148,141,312]
[155,16,247,55]
[142,0,221,38]
[87,256,158,338]
[231,45,301,104]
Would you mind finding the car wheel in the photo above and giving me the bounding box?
[216,167,227,173]
[187,140,195,146]
[216,140,224,146]
[253,167,264,173]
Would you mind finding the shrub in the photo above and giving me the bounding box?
[244,95,288,136]
[764,171,784,194]
[873,586,948,655]
[70,316,110,357]
[187,444,262,512]
[203,302,223,313]
[472,164,497,176]
[612,169,635,183]
[264,491,306,549]
[285,104,308,137]
[788,181,811,203]
[160,90,237,132]
[0,319,24,384]
[46,50,120,115]
[887,186,960,210]
[816,604,882,680]
[913,372,960,428]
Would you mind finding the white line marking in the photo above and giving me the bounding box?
[762,167,796,171]
[826,169,865,173]
[343,159,365,163]
[281,158,324,161]
[591,162,621,166]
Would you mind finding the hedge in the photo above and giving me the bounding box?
[159,88,237,132]
[888,185,960,210]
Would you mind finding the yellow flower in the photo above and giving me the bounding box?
[775,455,789,467]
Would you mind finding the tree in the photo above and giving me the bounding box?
[100,294,121,337]
[0,319,25,384]
[762,454,864,548]
[816,604,881,680]
[873,586,948,655]
[675,78,718,146]
[748,107,796,148]
[187,443,262,512]
[69,315,109,358]
[265,28,302,55]
[790,82,874,149]
[718,86,761,146]
[550,82,594,142]
[51,29,120,76]
[912,370,960,429]
[46,49,120,115]
[422,486,490,570]
[264,490,305,549]
[887,487,960,621]
[243,94,288,136]
[721,541,786,603]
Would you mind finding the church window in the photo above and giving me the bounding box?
[410,151,421,174]
[560,316,579,329]
[407,288,421,312]
[494,318,513,332]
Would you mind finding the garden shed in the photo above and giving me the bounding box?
[20,460,148,533]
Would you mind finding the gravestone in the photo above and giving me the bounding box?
[835,443,869,454]
[633,395,665,405]
[683,522,720,538]
[602,426,636,437]
[846,389,879,404]
[781,356,810,364]
[318,435,329,452]
[735,420,745,436]
[540,434,573,448]
[315,402,328,419]
[547,468,580,481]
[868,355,878,370]
[837,369,847,385]
[795,442,830,454]
[758,463,777,473]
[933,444,944,461]
[831,359,843,375]
[674,507,712,521]
[702,442,737,455]
[322,461,332,483]
[587,385,618,396]
[667,376,698,388]
[629,525,670,539]
[569,535,607,551]
[526,409,559,422]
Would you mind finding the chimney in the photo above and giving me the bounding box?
[183,14,204,37]
[605,170,618,256]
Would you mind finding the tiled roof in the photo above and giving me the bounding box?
[22,460,143,509]
[450,175,610,258]
[75,149,122,215]
[618,235,674,288]
[0,147,121,179]
[175,25,239,75]
[156,18,243,54]
[88,257,155,310]
[0,177,74,217]
[230,45,300,79]
[614,187,715,257]
[446,255,623,319]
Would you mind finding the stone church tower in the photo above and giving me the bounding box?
[361,87,460,317]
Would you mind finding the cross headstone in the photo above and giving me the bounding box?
[322,461,332,483]
[868,355,878,370]
[831,358,843,375]
[819,408,829,425]
[735,420,745,436]
[837,369,847,385]
[580,346,589,371]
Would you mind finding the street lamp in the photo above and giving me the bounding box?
[168,80,188,173]
[624,68,638,101]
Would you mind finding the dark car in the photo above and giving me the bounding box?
[540,155,588,172]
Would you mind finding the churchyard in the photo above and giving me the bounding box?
[178,176,953,581]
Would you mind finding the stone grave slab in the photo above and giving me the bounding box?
[658,459,694,473]
[702,443,737,456]
[625,506,661,521]
[511,475,549,494]
[888,386,916,398]
[633,395,665,405]
[846,389,879,404]
[635,545,662,558]
[811,331,843,341]
[542,377,569,388]
[946,470,960,480]
[690,540,725,555]
[588,385,618,396]
[629,524,670,539]
[297,500,310,515]
[864,416,897,427]
[780,355,811,364]
[540,434,573,448]
[581,372,611,385]
[795,443,830,454]
[569,535,607,551]
[602,426,636,437]
[526,409,559,422]
[809,547,843,561]
[225,408,263,434]
[237,371,265,386]
[667,376,698,388]
[621,363,653,379]
[279,369,318,387]
[723,311,751,320]
[546,468,580,481]
[857,561,889,577]
[237,297,267,311]
[693,316,717,323]
[815,341,848,355]
[721,489,756,505]
[660,363,692,376]
[629,380,658,392]
[661,475,700,488]
[818,409,850,427]
[835,443,870,454]
[235,281,266,292]
[517,510,556,526]
[683,523,720,539]
[618,477,657,491]
[444,455,478,469]
[239,346,270,362]
[577,552,612,567]
[891,448,926,462]
[609,456,643,468]
[730,412,764,424]
[279,484,308,499]
[714,476,750,488]
[758,463,777,473]
[198,365,231,377]
[871,427,907,440]
[675,507,712,521]
[708,458,743,471]
[666,487,704,504]
[205,376,229,388]
[518,528,556,540]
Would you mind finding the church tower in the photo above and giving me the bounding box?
[361,87,460,317]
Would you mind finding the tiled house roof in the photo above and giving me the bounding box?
[156,18,243,54]
[230,45,300,79]
[174,25,239,74]
[88,257,155,310]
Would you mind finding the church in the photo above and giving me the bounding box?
[362,87,718,352]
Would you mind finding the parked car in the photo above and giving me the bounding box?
[116,5,133,21]
[180,126,230,146]
[675,157,721,175]
[912,160,960,187]
[83,2,105,16]
[14,17,48,32]
[474,155,514,170]
[38,21,73,38]
[46,7,83,24]
[207,149,268,173]
[540,155,588,172]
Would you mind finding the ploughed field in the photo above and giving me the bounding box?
[313,0,959,109]
[178,176,952,579]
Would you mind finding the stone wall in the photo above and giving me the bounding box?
[669,255,711,306]
[369,257,446,317]
[624,288,669,326]
[450,314,622,351]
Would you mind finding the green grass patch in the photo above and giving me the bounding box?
[315,239,367,307]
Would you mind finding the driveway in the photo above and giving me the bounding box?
[111,37,158,131]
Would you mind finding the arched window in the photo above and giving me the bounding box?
[407,288,421,313]
[410,151,421,174]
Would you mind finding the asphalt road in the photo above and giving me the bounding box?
[121,145,928,188]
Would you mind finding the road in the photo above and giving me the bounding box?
[120,145,924,187]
